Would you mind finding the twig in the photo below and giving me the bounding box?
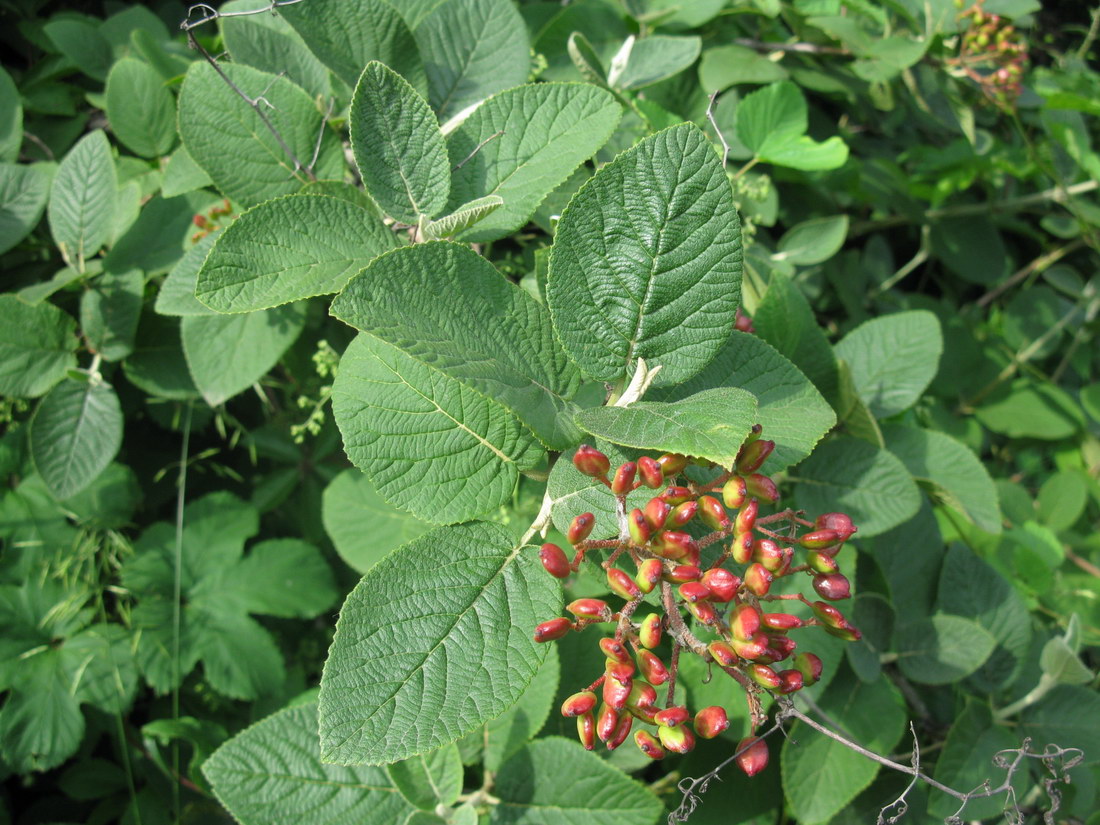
[877,723,921,825]
[705,91,730,169]
[308,97,335,173]
[731,37,849,56]
[180,0,304,31]
[452,130,505,171]
[976,239,1084,308]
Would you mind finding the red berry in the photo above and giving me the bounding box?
[574,445,610,478]
[735,736,769,777]
[815,512,857,542]
[722,474,748,509]
[606,712,633,750]
[639,613,662,649]
[567,598,611,620]
[752,538,784,572]
[730,603,761,641]
[708,641,739,667]
[799,529,841,550]
[644,497,671,530]
[608,567,641,600]
[730,530,754,564]
[678,581,712,603]
[744,473,779,504]
[744,563,773,596]
[687,600,718,624]
[735,499,759,534]
[602,667,632,709]
[534,617,572,642]
[736,439,774,474]
[668,500,697,527]
[654,531,699,563]
[749,663,781,689]
[658,724,696,754]
[539,543,571,578]
[701,568,739,602]
[577,711,596,750]
[596,704,619,742]
[637,456,664,489]
[654,706,690,727]
[664,564,701,583]
[793,652,823,686]
[599,637,632,665]
[637,650,669,685]
[561,690,598,717]
[693,706,729,739]
[611,461,637,495]
[698,495,730,530]
[806,550,839,574]
[567,512,595,545]
[635,558,663,593]
[777,669,804,694]
[634,729,666,759]
[762,613,803,631]
[659,486,693,505]
[813,573,851,601]
[628,508,651,546]
[656,453,689,477]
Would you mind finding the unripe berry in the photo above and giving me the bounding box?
[635,558,663,593]
[659,486,693,505]
[539,543,571,578]
[637,456,664,489]
[567,598,611,620]
[608,567,641,600]
[678,581,712,603]
[603,667,632,709]
[793,652,823,686]
[777,669,804,694]
[634,729,666,759]
[577,711,595,750]
[734,307,755,333]
[611,461,637,495]
[722,474,748,509]
[811,600,846,628]
[637,650,670,685]
[574,445,610,478]
[534,618,572,642]
[668,500,697,527]
[799,529,841,550]
[628,508,651,546]
[806,550,838,575]
[599,637,632,665]
[656,453,689,477]
[765,634,797,661]
[730,603,761,641]
[731,633,769,661]
[730,531,754,564]
[644,497,671,530]
[744,563,773,596]
[693,706,729,739]
[813,573,851,601]
[654,706,690,727]
[639,613,662,649]
[687,599,718,624]
[606,712,633,750]
[627,681,658,710]
[824,623,862,642]
[708,641,739,667]
[762,613,803,631]
[698,495,730,530]
[734,736,769,777]
[735,499,758,534]
[567,512,595,545]
[664,564,702,583]
[752,538,784,572]
[744,473,779,504]
[658,724,695,754]
[815,512,857,542]
[596,703,619,742]
[654,531,699,563]
[701,568,739,602]
[749,663,782,689]
[736,439,775,474]
[561,690,598,717]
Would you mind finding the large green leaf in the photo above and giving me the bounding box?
[220,0,330,99]
[318,521,560,765]
[575,388,757,467]
[387,744,463,810]
[774,215,849,266]
[415,0,530,122]
[781,668,906,825]
[177,62,344,208]
[485,645,560,772]
[331,242,581,449]
[332,333,543,524]
[0,162,54,255]
[649,331,836,473]
[204,702,415,824]
[30,378,123,499]
[1020,685,1100,767]
[196,195,399,313]
[0,293,78,398]
[791,436,921,538]
[609,34,702,91]
[0,66,21,162]
[445,82,622,242]
[321,469,432,575]
[974,379,1085,440]
[47,130,116,268]
[104,56,176,158]
[79,270,144,362]
[834,310,943,419]
[882,424,1002,534]
[155,230,221,317]
[735,81,848,171]
[0,650,85,773]
[895,614,997,685]
[230,539,338,619]
[181,304,306,406]
[350,61,450,223]
[547,123,742,387]
[280,0,425,93]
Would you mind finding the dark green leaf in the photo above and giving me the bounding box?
[0,162,54,255]
[895,614,997,685]
[80,270,144,362]
[47,130,116,268]
[104,56,176,158]
[0,293,78,398]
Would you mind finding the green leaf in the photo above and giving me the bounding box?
[882,424,1002,534]
[155,230,222,317]
[61,623,137,714]
[332,333,543,524]
[415,0,530,123]
[195,194,399,313]
[491,737,662,825]
[1039,637,1093,685]
[1020,685,1100,767]
[387,744,463,810]
[350,61,451,223]
[43,17,112,81]
[80,270,144,362]
[0,162,54,255]
[609,35,702,91]
[575,388,757,466]
[1037,470,1089,531]
[0,293,78,398]
[318,521,561,765]
[30,378,123,500]
[103,191,210,277]
[104,56,176,158]
[177,62,344,208]
[0,66,22,162]
[0,651,85,773]
[59,461,141,530]
[895,614,997,685]
[161,145,213,198]
[774,215,848,265]
[421,195,503,240]
[698,45,788,92]
[834,310,943,418]
[649,331,836,473]
[181,304,306,406]
[122,313,201,400]
[445,82,622,242]
[782,668,907,825]
[928,702,1026,820]
[735,81,848,170]
[204,702,415,824]
[331,242,581,449]
[220,0,331,99]
[322,469,433,575]
[792,436,920,538]
[485,645,559,772]
[231,539,338,618]
[47,130,116,267]
[974,379,1085,440]
[280,0,425,94]
[547,123,742,388]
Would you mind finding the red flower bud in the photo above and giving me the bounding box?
[627,701,658,725]
[654,706,690,727]
[656,453,689,477]
[635,558,663,593]
[815,512,857,542]
[606,712,633,750]
[693,705,729,739]
[678,581,712,603]
[778,669,804,694]
[749,663,781,689]
[731,633,770,661]
[596,703,619,742]
[799,529,841,550]
[628,508,651,546]
[637,456,664,489]
[734,307,755,333]
[561,690,598,717]
[730,603,761,641]
[698,495,730,531]
[658,724,696,754]
[813,573,851,601]
[722,474,748,509]
[736,439,775,475]
[744,563,773,597]
[644,497,671,530]
[600,638,633,667]
[744,473,779,503]
[708,641,739,667]
[611,461,637,495]
[192,214,208,228]
[639,613,662,649]
[539,543,571,578]
[762,613,803,631]
[534,617,572,642]
[701,568,739,602]
[567,598,611,620]
[608,567,641,600]
[577,711,595,750]
[735,499,759,534]
[637,650,669,685]
[574,445,610,478]
[567,512,595,545]
[664,563,702,583]
[687,599,718,624]
[659,486,693,505]
[793,652,823,686]
[634,729,666,759]
[734,736,769,777]
[668,500,697,527]
[602,667,632,709]
[654,531,699,563]
[730,530,754,564]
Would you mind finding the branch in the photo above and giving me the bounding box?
[705,91,730,169]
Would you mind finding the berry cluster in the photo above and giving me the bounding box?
[534,430,860,774]
[190,198,235,243]
[951,0,1028,108]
